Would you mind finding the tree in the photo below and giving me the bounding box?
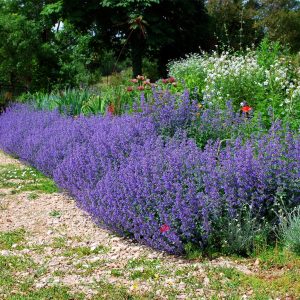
[206,0,263,50]
[0,0,98,91]
[145,0,212,76]
[53,22,96,88]
[0,0,62,91]
[0,6,40,90]
[62,0,212,77]
[256,0,300,52]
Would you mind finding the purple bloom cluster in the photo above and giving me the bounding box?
[0,101,299,254]
[189,101,264,148]
[135,89,198,136]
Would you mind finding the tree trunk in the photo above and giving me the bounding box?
[131,32,145,77]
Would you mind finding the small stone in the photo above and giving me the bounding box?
[36,282,46,289]
[21,249,30,254]
[89,257,100,263]
[203,277,210,287]
[178,282,186,290]
[52,278,60,284]
[111,237,121,242]
[218,291,227,298]
[196,289,204,295]
[90,244,98,251]
[0,250,10,256]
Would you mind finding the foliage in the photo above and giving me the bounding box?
[19,76,183,116]
[211,204,270,256]
[62,0,211,76]
[187,101,265,148]
[0,9,41,89]
[256,0,300,52]
[206,0,262,50]
[0,164,58,193]
[168,42,300,128]
[278,205,300,255]
[1,0,300,95]
[0,0,101,93]
[53,22,96,88]
[20,89,108,116]
[0,228,26,250]
[142,58,160,80]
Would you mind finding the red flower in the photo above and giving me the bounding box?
[168,77,176,83]
[127,86,134,92]
[160,224,170,233]
[107,104,115,115]
[137,86,145,91]
[162,79,168,84]
[242,106,252,113]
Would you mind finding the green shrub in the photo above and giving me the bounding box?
[278,206,300,255]
[209,205,270,256]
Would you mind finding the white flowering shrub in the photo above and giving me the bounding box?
[168,46,300,127]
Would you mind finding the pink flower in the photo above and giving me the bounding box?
[143,80,151,85]
[160,224,170,233]
[131,79,138,84]
[127,86,134,92]
[137,75,145,81]
[162,79,168,84]
[107,104,115,115]
[168,77,176,83]
[137,86,145,91]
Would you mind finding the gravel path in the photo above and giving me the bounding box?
[0,151,212,299]
[1,150,293,300]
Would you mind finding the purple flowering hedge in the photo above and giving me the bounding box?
[0,94,299,254]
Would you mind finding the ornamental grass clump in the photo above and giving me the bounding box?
[278,205,300,255]
[0,99,299,255]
